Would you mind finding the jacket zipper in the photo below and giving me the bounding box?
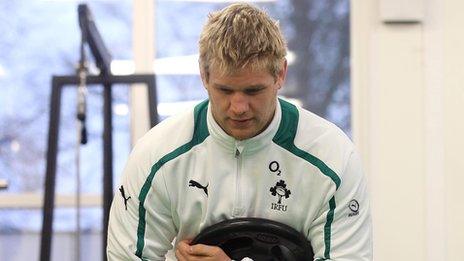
[233,146,243,217]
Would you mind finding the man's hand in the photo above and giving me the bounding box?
[175,239,231,261]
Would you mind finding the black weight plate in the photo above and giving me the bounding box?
[191,218,314,261]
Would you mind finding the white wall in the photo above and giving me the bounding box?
[443,1,464,258]
[352,0,464,260]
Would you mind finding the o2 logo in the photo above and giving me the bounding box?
[268,161,281,176]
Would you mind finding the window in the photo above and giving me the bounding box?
[0,1,132,260]
[154,0,351,131]
[0,0,350,260]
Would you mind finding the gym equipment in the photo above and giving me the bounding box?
[40,4,158,261]
[192,218,314,261]
[0,179,7,190]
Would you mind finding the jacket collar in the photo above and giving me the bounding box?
[206,98,281,156]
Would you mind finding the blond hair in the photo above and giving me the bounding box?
[199,3,287,81]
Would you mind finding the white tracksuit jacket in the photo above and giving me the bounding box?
[107,98,372,260]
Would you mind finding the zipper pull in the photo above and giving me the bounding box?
[235,142,244,158]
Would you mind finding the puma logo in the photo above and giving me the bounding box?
[189,180,208,196]
[119,185,131,210]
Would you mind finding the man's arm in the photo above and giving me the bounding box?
[309,150,373,260]
[107,144,177,260]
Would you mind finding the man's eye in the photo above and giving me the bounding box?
[220,89,233,94]
[245,89,262,95]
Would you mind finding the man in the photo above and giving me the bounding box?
[107,3,372,260]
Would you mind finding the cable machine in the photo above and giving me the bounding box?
[40,4,158,261]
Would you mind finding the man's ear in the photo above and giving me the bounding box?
[199,65,209,88]
[276,59,288,89]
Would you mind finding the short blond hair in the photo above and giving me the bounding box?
[199,3,287,81]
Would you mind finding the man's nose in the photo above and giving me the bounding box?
[230,93,249,115]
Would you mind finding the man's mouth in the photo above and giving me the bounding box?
[229,118,252,126]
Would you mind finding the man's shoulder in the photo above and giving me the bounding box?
[131,101,208,163]
[295,107,353,150]
[276,98,353,154]
[289,106,355,179]
[144,108,195,143]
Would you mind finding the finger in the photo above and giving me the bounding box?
[176,240,194,256]
[175,249,188,261]
[176,247,205,261]
[190,244,222,257]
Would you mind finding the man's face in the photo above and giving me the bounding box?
[202,62,287,140]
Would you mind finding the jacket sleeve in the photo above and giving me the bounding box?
[310,150,373,261]
[107,142,177,260]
